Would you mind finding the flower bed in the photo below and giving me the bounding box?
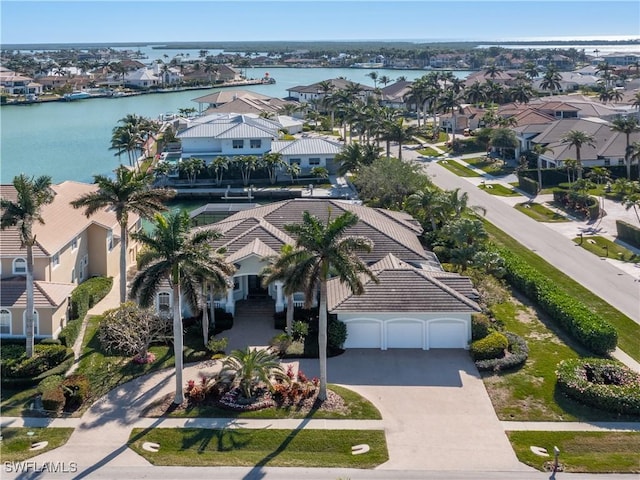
[218,387,276,411]
[556,358,640,415]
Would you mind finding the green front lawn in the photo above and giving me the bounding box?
[417,147,442,157]
[514,202,569,222]
[129,428,388,468]
[485,222,640,362]
[466,157,515,176]
[573,235,640,263]
[76,316,209,413]
[437,160,482,177]
[0,428,74,462]
[0,386,39,417]
[507,431,640,473]
[144,384,381,420]
[479,183,521,197]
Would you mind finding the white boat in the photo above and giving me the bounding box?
[63,91,92,101]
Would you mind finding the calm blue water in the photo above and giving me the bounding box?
[0,67,470,183]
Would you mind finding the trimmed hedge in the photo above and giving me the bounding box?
[1,344,70,378]
[471,313,491,341]
[556,358,640,415]
[470,331,508,360]
[328,318,347,350]
[58,318,82,348]
[498,248,617,354]
[517,175,539,195]
[475,332,529,371]
[616,220,640,249]
[69,276,113,321]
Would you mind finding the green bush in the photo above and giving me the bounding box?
[41,386,66,414]
[212,308,233,334]
[475,332,528,371]
[470,331,508,361]
[62,374,90,410]
[556,358,640,415]
[206,336,228,354]
[291,320,309,341]
[2,344,70,378]
[517,175,538,195]
[269,333,292,355]
[39,338,62,346]
[616,220,640,248]
[58,318,82,347]
[70,276,113,321]
[37,374,64,395]
[471,313,491,340]
[498,247,617,354]
[327,318,347,350]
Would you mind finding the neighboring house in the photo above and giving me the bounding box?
[532,72,600,93]
[463,70,517,87]
[536,54,574,71]
[286,78,375,104]
[0,69,43,95]
[0,181,141,339]
[595,53,640,67]
[271,137,343,174]
[192,90,277,114]
[379,80,414,110]
[439,105,487,132]
[216,64,241,82]
[529,118,640,169]
[124,68,159,88]
[167,199,479,350]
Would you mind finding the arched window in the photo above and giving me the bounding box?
[13,258,27,275]
[0,309,11,334]
[22,310,39,336]
[157,292,171,317]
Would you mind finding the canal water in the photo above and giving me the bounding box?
[1,67,472,183]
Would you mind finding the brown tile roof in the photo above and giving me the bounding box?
[226,238,278,263]
[327,254,480,313]
[0,278,75,308]
[1,181,138,257]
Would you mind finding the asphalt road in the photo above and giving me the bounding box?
[411,153,640,325]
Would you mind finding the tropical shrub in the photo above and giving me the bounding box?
[471,313,492,340]
[1,344,70,378]
[220,348,288,401]
[556,358,640,415]
[327,318,348,350]
[269,333,292,355]
[206,336,228,354]
[470,331,509,360]
[291,320,309,341]
[498,247,617,354]
[475,332,528,371]
[41,385,66,414]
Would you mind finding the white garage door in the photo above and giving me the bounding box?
[344,321,382,348]
[387,321,424,349]
[428,321,467,349]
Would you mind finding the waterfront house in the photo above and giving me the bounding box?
[171,199,480,350]
[270,137,342,175]
[0,68,43,96]
[0,181,140,339]
[286,78,375,104]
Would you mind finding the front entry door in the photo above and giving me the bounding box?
[248,275,268,298]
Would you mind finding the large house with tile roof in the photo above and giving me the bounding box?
[286,78,375,104]
[0,181,140,339]
[179,199,480,350]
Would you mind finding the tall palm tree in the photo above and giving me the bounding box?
[262,152,285,185]
[276,210,376,400]
[560,130,596,180]
[465,81,486,106]
[1,175,54,357]
[130,211,234,404]
[540,66,562,95]
[484,62,503,79]
[382,118,418,160]
[610,115,640,180]
[378,75,393,87]
[71,166,176,303]
[523,62,540,80]
[532,143,552,191]
[366,71,379,88]
[209,156,229,186]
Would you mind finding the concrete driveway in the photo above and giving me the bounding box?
[297,349,531,472]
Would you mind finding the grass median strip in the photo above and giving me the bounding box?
[573,235,640,262]
[485,221,640,361]
[507,431,640,473]
[0,428,75,462]
[437,159,482,177]
[514,202,569,222]
[129,428,388,468]
[479,183,521,197]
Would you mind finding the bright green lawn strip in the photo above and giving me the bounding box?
[507,431,640,473]
[485,221,640,361]
[0,386,39,417]
[479,183,520,197]
[144,384,381,420]
[76,316,208,414]
[0,428,74,462]
[417,147,441,156]
[465,157,515,176]
[514,202,569,222]
[129,428,388,468]
[437,160,482,177]
[573,235,640,263]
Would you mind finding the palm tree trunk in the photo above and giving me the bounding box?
[318,280,328,401]
[286,294,294,335]
[172,283,184,404]
[119,222,128,303]
[209,285,215,332]
[25,244,35,358]
[202,283,209,347]
[625,134,631,180]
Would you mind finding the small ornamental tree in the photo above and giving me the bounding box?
[98,302,171,361]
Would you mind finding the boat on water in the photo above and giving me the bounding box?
[63,91,92,101]
[261,72,276,84]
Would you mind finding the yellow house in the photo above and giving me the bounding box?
[0,181,140,339]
